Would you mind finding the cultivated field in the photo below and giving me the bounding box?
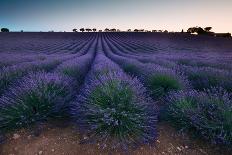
[0,32,232,155]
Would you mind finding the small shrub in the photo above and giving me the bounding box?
[55,55,92,85]
[164,90,199,128]
[148,74,182,98]
[191,88,232,145]
[146,66,190,99]
[71,72,157,149]
[166,88,232,145]
[0,59,61,95]
[0,72,75,131]
[122,63,142,76]
[181,66,232,92]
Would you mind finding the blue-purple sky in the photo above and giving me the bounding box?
[1,0,231,32]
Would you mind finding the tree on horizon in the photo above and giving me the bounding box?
[104,28,110,32]
[110,28,116,32]
[204,27,212,32]
[85,28,92,32]
[187,27,206,34]
[134,29,139,32]
[1,28,9,32]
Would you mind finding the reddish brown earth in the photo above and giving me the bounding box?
[0,122,230,155]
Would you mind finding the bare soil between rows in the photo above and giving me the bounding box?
[0,121,231,155]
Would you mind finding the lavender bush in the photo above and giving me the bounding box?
[71,53,157,149]
[166,88,232,145]
[0,59,62,95]
[180,65,232,92]
[0,72,75,131]
[55,54,93,85]
[144,64,190,99]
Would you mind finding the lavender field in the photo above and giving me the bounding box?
[0,32,232,155]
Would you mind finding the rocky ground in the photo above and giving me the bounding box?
[0,121,230,155]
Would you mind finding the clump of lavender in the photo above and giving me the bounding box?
[121,60,144,76]
[55,54,93,84]
[145,65,190,99]
[122,62,190,99]
[165,90,200,128]
[0,72,75,131]
[166,88,232,145]
[191,88,232,145]
[71,54,157,149]
[180,65,232,92]
[0,59,62,95]
[91,56,123,76]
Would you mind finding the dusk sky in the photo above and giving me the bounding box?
[1,0,232,32]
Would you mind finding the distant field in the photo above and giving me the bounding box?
[0,32,232,155]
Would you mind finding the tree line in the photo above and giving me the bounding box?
[73,28,120,32]
[73,27,231,38]
[1,26,231,38]
[72,28,169,33]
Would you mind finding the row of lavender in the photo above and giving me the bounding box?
[102,33,232,146]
